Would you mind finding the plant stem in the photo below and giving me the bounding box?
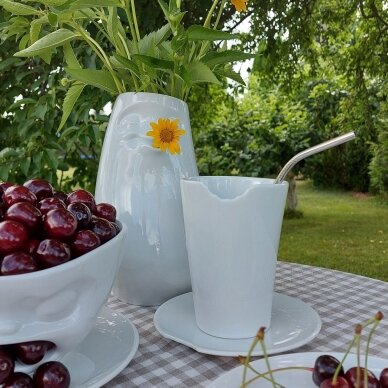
[122,0,139,53]
[214,0,226,29]
[73,24,125,93]
[245,363,286,387]
[130,0,141,41]
[364,319,381,387]
[203,0,220,27]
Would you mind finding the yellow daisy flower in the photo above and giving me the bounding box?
[146,118,186,155]
[231,0,247,12]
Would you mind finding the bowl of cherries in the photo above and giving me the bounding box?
[0,179,127,387]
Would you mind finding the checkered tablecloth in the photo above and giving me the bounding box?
[105,262,388,387]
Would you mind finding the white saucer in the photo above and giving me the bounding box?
[208,352,387,387]
[61,306,139,387]
[154,292,321,356]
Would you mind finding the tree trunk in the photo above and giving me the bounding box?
[285,173,302,218]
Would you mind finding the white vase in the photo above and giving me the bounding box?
[95,92,198,306]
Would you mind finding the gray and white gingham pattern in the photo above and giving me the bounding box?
[104,262,388,387]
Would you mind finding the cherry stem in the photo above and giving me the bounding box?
[355,331,361,388]
[245,366,313,386]
[245,363,286,387]
[364,318,381,387]
[258,336,278,388]
[241,336,259,387]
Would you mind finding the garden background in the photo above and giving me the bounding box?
[0,0,387,280]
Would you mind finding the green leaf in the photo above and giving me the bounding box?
[132,54,174,71]
[177,65,192,87]
[15,29,77,57]
[202,50,256,67]
[18,34,30,50]
[59,82,85,130]
[0,0,40,15]
[185,62,221,85]
[157,0,169,21]
[107,7,118,43]
[20,157,31,175]
[187,25,237,41]
[154,24,171,45]
[55,0,120,11]
[113,53,139,73]
[0,147,18,159]
[9,98,36,109]
[63,42,81,68]
[44,149,58,170]
[0,164,10,181]
[65,68,119,94]
[48,12,58,26]
[215,66,246,85]
[30,17,45,44]
[33,103,48,119]
[0,57,19,71]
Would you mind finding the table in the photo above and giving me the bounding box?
[105,262,388,387]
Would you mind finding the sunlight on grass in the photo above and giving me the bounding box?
[279,181,388,281]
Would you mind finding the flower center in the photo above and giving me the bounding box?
[160,128,174,143]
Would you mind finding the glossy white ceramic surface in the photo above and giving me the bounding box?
[95,92,198,306]
[62,306,139,388]
[154,292,321,356]
[181,177,288,338]
[207,352,387,387]
[0,223,127,372]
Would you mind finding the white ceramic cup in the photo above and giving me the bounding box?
[181,177,288,339]
[0,223,127,373]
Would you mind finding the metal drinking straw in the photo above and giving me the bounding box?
[274,131,356,184]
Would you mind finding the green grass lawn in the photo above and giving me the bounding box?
[278,181,388,282]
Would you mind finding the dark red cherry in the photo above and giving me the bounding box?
[1,252,38,275]
[71,230,100,257]
[3,185,37,207]
[313,355,345,386]
[380,368,388,388]
[320,376,351,388]
[3,372,34,387]
[110,221,120,235]
[67,189,96,213]
[91,218,116,243]
[53,191,68,204]
[0,349,15,384]
[38,198,66,216]
[95,203,116,222]
[23,179,54,201]
[0,220,28,254]
[67,202,92,229]
[44,208,77,241]
[13,341,55,365]
[0,202,6,221]
[33,361,70,388]
[345,367,380,388]
[24,239,40,255]
[5,202,42,231]
[35,239,71,268]
[0,181,13,199]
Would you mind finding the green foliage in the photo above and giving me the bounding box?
[1,0,253,129]
[0,39,109,192]
[194,76,313,178]
[369,98,388,194]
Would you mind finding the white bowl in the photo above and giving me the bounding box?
[0,222,127,372]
